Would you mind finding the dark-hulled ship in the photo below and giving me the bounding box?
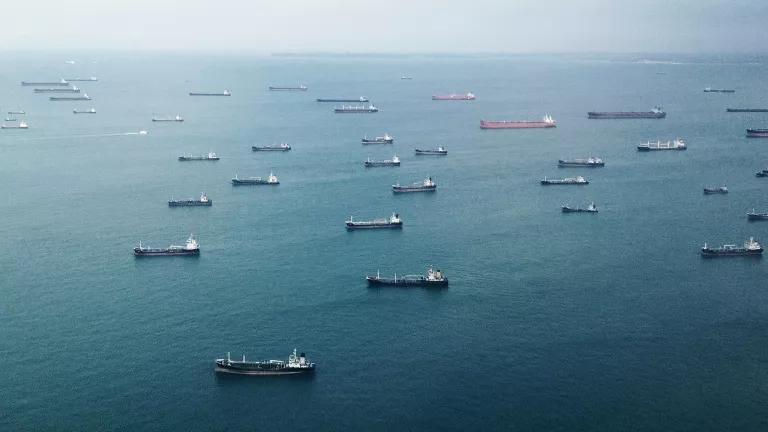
[637,138,686,151]
[703,186,728,194]
[540,176,589,185]
[726,108,768,112]
[22,79,68,86]
[178,152,219,161]
[334,105,378,113]
[215,349,315,376]
[168,192,212,207]
[747,209,768,221]
[415,147,447,155]
[362,133,393,144]
[703,87,735,93]
[231,172,279,185]
[366,267,448,287]
[558,157,604,167]
[755,169,768,178]
[49,93,91,101]
[392,177,436,193]
[364,155,400,167]
[189,90,231,96]
[133,235,200,257]
[746,129,768,138]
[562,202,598,213]
[701,237,763,257]
[252,143,291,151]
[588,107,666,119]
[317,96,368,102]
[346,213,402,230]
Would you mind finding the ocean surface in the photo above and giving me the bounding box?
[2,52,768,431]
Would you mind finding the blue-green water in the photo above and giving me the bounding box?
[2,53,768,431]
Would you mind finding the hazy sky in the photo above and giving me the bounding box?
[1,0,766,53]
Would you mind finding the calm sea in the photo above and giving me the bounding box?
[2,52,768,431]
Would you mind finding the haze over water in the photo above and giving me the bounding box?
[2,52,768,430]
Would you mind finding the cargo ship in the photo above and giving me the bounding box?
[34,87,80,93]
[637,138,686,151]
[588,107,666,119]
[133,235,200,257]
[189,90,231,96]
[268,85,307,91]
[701,237,763,257]
[558,157,604,167]
[178,152,219,161]
[480,115,556,129]
[334,104,378,113]
[73,108,96,114]
[7,110,25,115]
[756,169,768,178]
[392,177,436,193]
[22,79,68,86]
[703,186,728,194]
[362,133,393,144]
[215,349,315,376]
[746,129,768,138]
[65,77,98,82]
[364,155,400,167]
[317,97,368,102]
[703,87,735,93]
[152,115,184,122]
[432,92,475,101]
[562,202,598,213]
[231,172,279,185]
[366,267,448,287]
[747,209,768,221]
[415,147,447,155]
[1,121,28,129]
[168,192,212,207]
[50,94,91,101]
[541,176,588,185]
[346,213,402,230]
[252,143,291,151]
[726,108,768,112]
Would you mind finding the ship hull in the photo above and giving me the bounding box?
[558,161,604,167]
[178,157,219,161]
[362,140,393,144]
[364,162,400,167]
[49,97,90,101]
[701,249,763,257]
[727,108,768,112]
[392,186,436,193]
[215,366,315,375]
[637,147,686,151]
[133,250,200,257]
[168,201,212,207]
[757,172,768,177]
[252,147,290,151]
[414,150,447,155]
[480,121,555,129]
[0,126,28,129]
[232,180,279,185]
[22,82,69,86]
[335,110,378,113]
[562,208,598,213]
[703,190,728,194]
[269,87,307,91]
[588,112,666,119]
[746,130,768,138]
[747,214,768,221]
[35,88,80,93]
[366,277,448,287]
[346,223,402,230]
[317,98,369,102]
[189,93,230,96]
[541,181,589,185]
[704,89,735,93]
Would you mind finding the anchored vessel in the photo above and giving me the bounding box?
[335,104,378,113]
[746,129,768,138]
[22,79,68,86]
[703,87,735,93]
[562,202,598,213]
[365,155,400,167]
[252,143,291,151]
[7,110,25,115]
[756,169,768,178]
[415,146,447,155]
[703,186,728,194]
[747,209,768,221]
[73,108,96,114]
[189,90,231,96]
[232,172,279,185]
[541,176,589,185]
[558,157,604,167]
[346,213,402,230]
[50,93,90,101]
[638,138,686,151]
[480,115,556,129]
[432,92,475,101]
[178,152,219,161]
[169,192,212,207]
[726,108,768,112]
[1,121,28,129]
[362,133,393,144]
[269,85,307,91]
[317,97,368,102]
[588,107,666,119]
[215,349,315,376]
[65,77,98,82]
[701,237,763,257]
[153,115,184,122]
[393,177,436,193]
[366,267,448,287]
[35,87,80,93]
[134,235,200,257]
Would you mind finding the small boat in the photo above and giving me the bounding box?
[334,104,378,113]
[215,349,315,376]
[392,177,436,193]
[362,133,393,144]
[366,267,448,287]
[432,92,475,101]
[558,157,604,167]
[134,234,200,257]
[414,147,447,155]
[637,138,686,151]
[540,176,589,185]
[346,213,402,230]
[231,172,279,185]
[703,186,728,194]
[168,192,212,207]
[252,143,291,151]
[703,87,735,93]
[178,152,219,161]
[73,108,96,114]
[701,237,763,257]
[562,202,598,213]
[269,85,308,91]
[152,115,184,122]
[364,155,400,167]
[747,209,768,221]
[1,121,29,129]
[746,129,768,138]
[317,97,368,102]
[189,90,231,96]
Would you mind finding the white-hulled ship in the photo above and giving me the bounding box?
[362,133,393,144]
[392,177,436,193]
[364,155,400,167]
[1,121,29,129]
[701,237,763,257]
[73,108,96,114]
[415,146,447,155]
[168,193,212,207]
[252,143,291,151]
[562,202,598,213]
[134,235,200,257]
[366,267,448,287]
[22,79,68,86]
[541,176,589,185]
[49,93,91,101]
[153,115,184,122]
[215,349,315,375]
[637,138,686,151]
[189,90,231,96]
[558,157,604,167]
[231,172,279,185]
[178,152,219,161]
[346,213,402,230]
[334,104,378,113]
[34,86,80,93]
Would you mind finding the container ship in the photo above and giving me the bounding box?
[480,115,556,129]
[1,121,28,129]
[50,94,91,101]
[215,349,315,376]
[727,108,768,112]
[73,108,96,114]
[153,115,184,122]
[168,193,212,207]
[562,202,598,213]
[541,176,589,185]
[346,213,402,230]
[362,133,393,144]
[588,107,665,119]
[65,77,98,82]
[637,138,686,151]
[392,177,436,193]
[703,87,735,93]
[22,79,68,86]
[558,157,604,167]
[335,104,378,113]
[317,97,368,102]
[231,172,279,185]
[415,147,447,155]
[746,129,768,138]
[268,85,307,91]
[178,152,219,161]
[133,235,200,257]
[252,143,291,151]
[703,186,728,194]
[35,87,80,93]
[432,92,475,101]
[189,90,231,96]
[366,267,448,287]
[701,237,763,257]
[364,155,400,167]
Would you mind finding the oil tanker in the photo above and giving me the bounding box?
[480,115,556,129]
[746,129,768,138]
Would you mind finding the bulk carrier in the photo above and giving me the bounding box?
[392,177,436,193]
[346,213,402,230]
[588,107,665,119]
[480,115,556,129]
